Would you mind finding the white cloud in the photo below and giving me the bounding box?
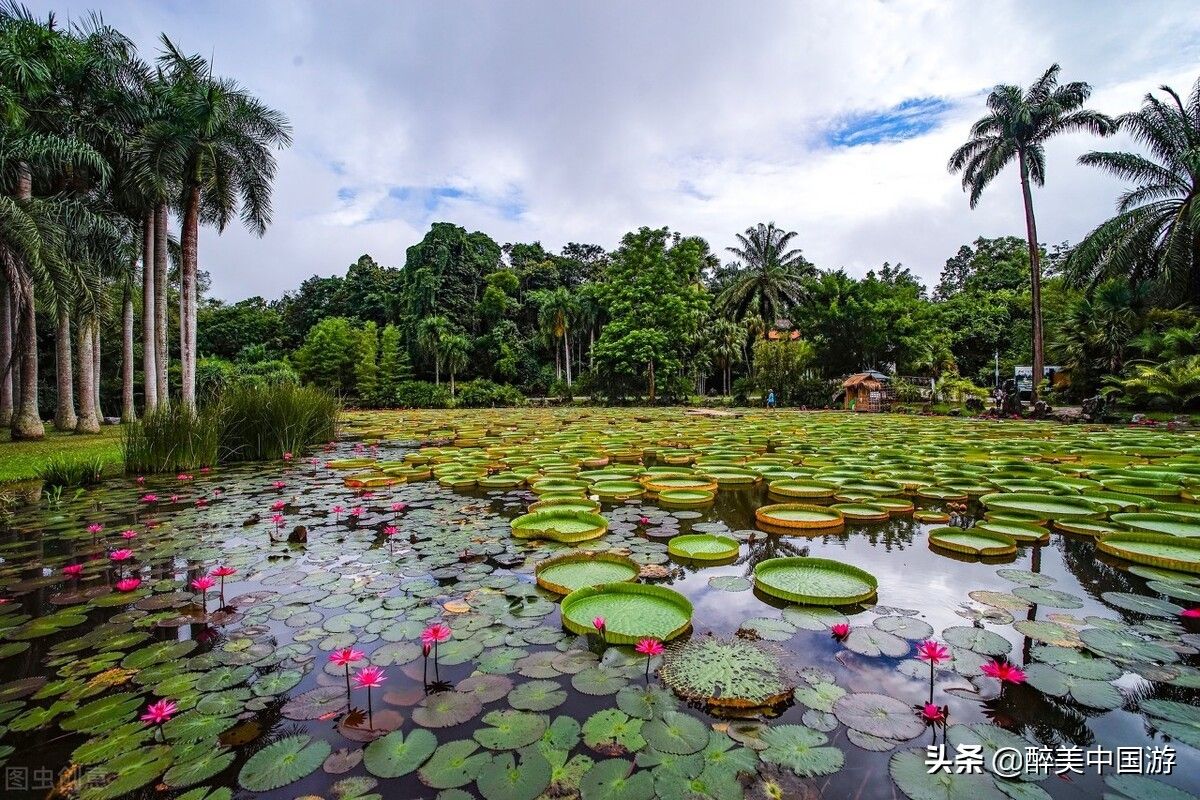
[54,0,1200,298]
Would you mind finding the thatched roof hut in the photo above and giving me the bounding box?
[841,371,889,411]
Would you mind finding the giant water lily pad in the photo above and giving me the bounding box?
[928,528,1016,557]
[511,509,608,543]
[755,503,844,530]
[536,552,639,595]
[1112,513,1200,538]
[978,492,1105,520]
[754,557,877,606]
[659,637,794,710]
[1097,532,1200,574]
[667,534,739,561]
[561,583,692,643]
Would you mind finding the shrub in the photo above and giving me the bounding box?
[238,359,299,386]
[197,356,237,402]
[123,406,221,474]
[39,454,108,489]
[393,380,452,409]
[456,380,525,408]
[219,382,340,463]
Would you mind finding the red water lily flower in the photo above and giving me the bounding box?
[830,623,850,640]
[109,549,135,562]
[86,523,103,534]
[115,578,142,592]
[384,525,398,537]
[140,493,158,503]
[211,565,237,578]
[270,500,285,512]
[593,617,606,634]
[391,502,408,512]
[920,703,947,723]
[272,481,286,490]
[283,452,293,461]
[1181,608,1200,618]
[140,699,177,725]
[353,665,386,689]
[638,516,651,525]
[62,564,83,578]
[915,640,950,665]
[121,529,138,539]
[981,660,1026,684]
[136,475,146,485]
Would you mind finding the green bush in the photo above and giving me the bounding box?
[38,454,108,489]
[393,380,452,409]
[456,380,525,408]
[123,406,221,474]
[219,382,340,463]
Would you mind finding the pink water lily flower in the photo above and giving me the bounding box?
[136,475,146,485]
[1181,608,1200,618]
[176,473,193,481]
[121,529,138,539]
[391,502,408,512]
[353,665,386,689]
[170,494,180,503]
[635,638,664,657]
[270,500,286,512]
[915,640,949,665]
[830,623,850,640]
[349,506,364,517]
[140,493,158,503]
[86,523,103,534]
[422,623,452,645]
[272,481,286,490]
[109,549,135,562]
[140,699,177,725]
[422,641,431,657]
[638,516,651,525]
[211,565,237,578]
[195,497,208,508]
[593,617,606,634]
[981,660,1026,684]
[329,647,366,667]
[115,578,142,592]
[191,576,216,592]
[384,525,398,537]
[283,452,293,461]
[62,564,84,578]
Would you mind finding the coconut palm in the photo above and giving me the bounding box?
[139,37,291,410]
[1063,77,1200,302]
[717,223,814,326]
[948,64,1113,399]
[710,317,741,396]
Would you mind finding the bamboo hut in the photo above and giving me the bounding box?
[841,371,889,411]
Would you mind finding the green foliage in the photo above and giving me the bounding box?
[377,323,414,403]
[122,406,221,474]
[1109,355,1200,411]
[217,382,339,463]
[37,454,107,489]
[751,339,816,405]
[355,321,380,405]
[197,297,284,360]
[593,228,711,401]
[393,380,452,409]
[455,380,524,408]
[294,317,361,394]
[716,222,815,324]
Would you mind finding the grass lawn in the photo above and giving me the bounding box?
[0,425,124,485]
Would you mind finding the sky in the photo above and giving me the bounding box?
[38,0,1200,301]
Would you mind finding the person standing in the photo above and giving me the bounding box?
[767,389,776,410]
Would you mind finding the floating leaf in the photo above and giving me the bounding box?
[874,616,935,641]
[238,733,330,791]
[78,744,172,800]
[759,724,844,777]
[456,674,513,704]
[61,692,142,733]
[281,685,347,720]
[832,693,925,741]
[163,749,236,789]
[583,708,646,755]
[412,690,484,728]
[508,679,567,711]
[418,739,490,789]
[889,748,1006,800]
[641,709,709,755]
[843,627,910,658]
[580,758,655,800]
[473,709,548,750]
[477,748,552,800]
[363,728,438,778]
[572,667,627,696]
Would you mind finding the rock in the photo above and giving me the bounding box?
[1131,413,1148,424]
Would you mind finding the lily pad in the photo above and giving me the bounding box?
[363,728,438,778]
[759,724,844,777]
[238,734,331,792]
[754,557,878,605]
[832,692,925,740]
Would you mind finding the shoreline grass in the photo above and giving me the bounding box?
[0,426,124,485]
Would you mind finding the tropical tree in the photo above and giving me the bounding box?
[416,315,452,385]
[531,287,577,387]
[1110,355,1200,410]
[140,37,291,410]
[948,64,1113,399]
[716,222,814,326]
[443,333,470,397]
[1064,76,1200,302]
[710,317,741,396]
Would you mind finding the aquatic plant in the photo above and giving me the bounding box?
[659,636,795,711]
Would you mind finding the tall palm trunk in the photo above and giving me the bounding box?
[121,282,135,423]
[10,166,43,440]
[0,273,12,426]
[647,359,656,404]
[433,353,440,385]
[588,327,595,371]
[1018,150,1045,402]
[141,210,157,414]
[93,322,101,418]
[563,334,572,387]
[75,317,101,434]
[450,367,456,398]
[154,203,169,407]
[180,189,200,411]
[554,347,561,382]
[54,308,77,430]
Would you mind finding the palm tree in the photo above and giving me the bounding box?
[949,64,1113,400]
[140,37,291,410]
[532,287,578,387]
[1063,77,1200,302]
[710,317,741,396]
[443,333,470,398]
[416,315,451,385]
[717,223,814,326]
[1111,355,1200,410]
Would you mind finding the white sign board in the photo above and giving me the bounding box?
[1015,366,1061,393]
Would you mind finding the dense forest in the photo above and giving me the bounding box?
[3,5,1200,440]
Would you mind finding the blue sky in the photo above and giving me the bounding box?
[39,0,1200,300]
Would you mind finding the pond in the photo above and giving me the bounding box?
[1,409,1199,800]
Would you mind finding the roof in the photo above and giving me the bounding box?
[842,371,889,388]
